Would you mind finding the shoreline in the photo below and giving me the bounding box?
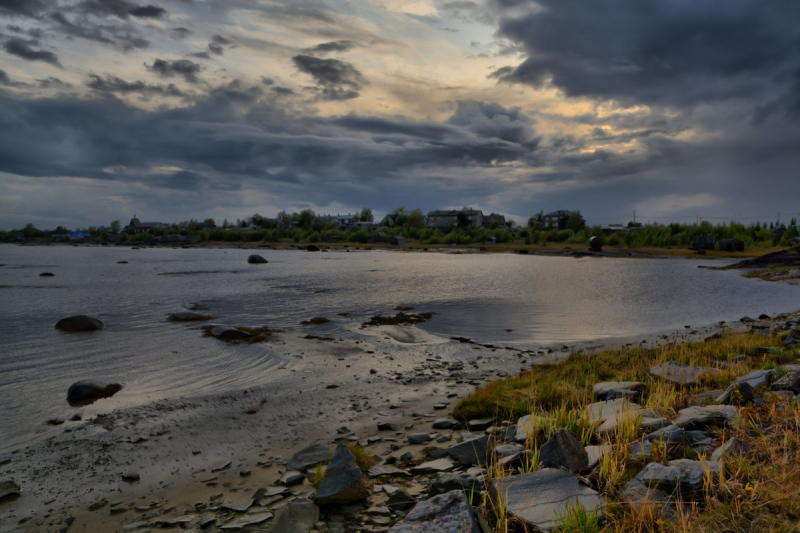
[0,312,785,533]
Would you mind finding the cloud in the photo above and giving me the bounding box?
[170,27,191,39]
[87,73,184,97]
[0,0,48,17]
[128,4,166,18]
[49,12,151,51]
[303,40,357,54]
[146,58,202,83]
[3,37,60,65]
[292,54,365,100]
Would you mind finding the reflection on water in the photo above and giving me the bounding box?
[1,245,798,451]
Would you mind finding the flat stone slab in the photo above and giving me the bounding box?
[409,458,455,475]
[468,418,495,431]
[593,381,644,400]
[388,489,480,532]
[432,418,460,430]
[287,443,330,472]
[585,398,670,436]
[369,465,411,478]
[672,405,738,430]
[650,362,710,386]
[220,498,253,512]
[492,469,605,532]
[220,510,273,529]
[269,499,319,533]
[735,369,774,389]
[634,459,721,497]
[646,425,685,444]
[445,435,493,467]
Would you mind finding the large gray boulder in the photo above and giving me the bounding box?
[491,469,605,532]
[593,381,644,400]
[538,429,588,473]
[287,443,329,472]
[672,405,737,430]
[247,254,268,264]
[268,499,319,533]
[429,471,483,498]
[444,435,493,467]
[634,459,721,497]
[650,362,709,386]
[772,371,800,394]
[735,369,774,389]
[67,380,122,406]
[387,489,480,533]
[55,315,103,332]
[585,398,670,436]
[313,443,368,505]
[715,382,755,405]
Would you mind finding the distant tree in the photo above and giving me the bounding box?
[566,211,586,232]
[275,211,290,226]
[54,225,70,234]
[110,220,121,233]
[22,223,37,239]
[222,218,230,228]
[406,208,425,229]
[490,220,501,230]
[359,208,374,222]
[528,211,543,228]
[298,209,316,228]
[203,218,215,225]
[391,207,408,226]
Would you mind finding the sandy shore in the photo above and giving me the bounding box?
[0,315,777,532]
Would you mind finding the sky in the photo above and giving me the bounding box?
[0,0,799,230]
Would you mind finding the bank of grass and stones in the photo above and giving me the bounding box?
[7,313,794,533]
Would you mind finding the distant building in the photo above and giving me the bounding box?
[483,213,507,228]
[390,236,406,245]
[602,224,626,236]
[380,215,395,227]
[371,232,386,243]
[124,216,168,234]
[543,210,574,229]
[322,235,341,243]
[69,231,91,243]
[693,235,716,250]
[718,238,745,252]
[483,236,497,245]
[426,207,484,228]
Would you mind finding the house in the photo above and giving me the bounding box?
[156,235,186,243]
[718,238,745,252]
[390,236,406,245]
[602,224,626,236]
[483,236,497,245]
[483,213,507,228]
[124,216,169,234]
[692,235,716,250]
[322,235,341,243]
[51,233,70,243]
[69,231,91,243]
[543,210,574,229]
[349,221,379,231]
[426,207,484,228]
[380,215,395,227]
[371,232,386,243]
[773,227,787,237]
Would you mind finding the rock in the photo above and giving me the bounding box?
[313,442,368,505]
[280,470,306,486]
[538,429,589,473]
[408,433,432,445]
[735,369,774,389]
[307,245,320,252]
[429,472,483,497]
[386,489,417,511]
[167,311,211,321]
[378,422,398,431]
[221,498,254,512]
[492,468,605,532]
[715,382,755,405]
[55,315,103,332]
[409,458,455,475]
[39,272,55,277]
[772,371,800,394]
[585,398,670,436]
[431,418,460,430]
[620,479,676,521]
[211,327,253,340]
[220,510,273,529]
[646,425,684,444]
[369,465,410,477]
[88,499,108,511]
[673,405,737,429]
[628,440,654,462]
[387,489,480,533]
[301,317,329,325]
[121,472,140,482]
[269,498,319,533]
[650,362,709,386]
[634,459,721,497]
[67,381,122,406]
[710,438,747,461]
[585,445,612,469]
[247,254,268,264]
[589,236,603,251]
[0,479,20,499]
[468,418,494,431]
[593,381,644,400]
[494,443,523,458]
[444,435,493,467]
[287,443,330,472]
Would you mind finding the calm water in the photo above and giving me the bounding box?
[1,244,798,451]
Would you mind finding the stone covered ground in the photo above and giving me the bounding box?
[2,312,800,532]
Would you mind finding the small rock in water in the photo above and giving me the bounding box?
[39,272,55,277]
[67,381,122,406]
[247,254,268,264]
[55,315,103,332]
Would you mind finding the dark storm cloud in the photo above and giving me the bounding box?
[292,54,364,100]
[128,4,165,18]
[3,36,60,65]
[146,58,202,83]
[170,27,190,39]
[50,12,150,50]
[76,0,166,19]
[87,73,184,97]
[0,0,48,17]
[304,40,356,54]
[490,0,800,108]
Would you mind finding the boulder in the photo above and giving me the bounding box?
[39,272,55,277]
[672,405,737,430]
[387,489,480,533]
[735,369,774,389]
[0,479,20,499]
[386,488,417,511]
[715,382,755,405]
[307,245,320,252]
[55,315,103,332]
[491,469,605,532]
[408,433,432,445]
[247,254,268,264]
[634,459,721,497]
[287,443,329,472]
[589,236,603,251]
[620,478,676,521]
[313,443,368,505]
[585,398,670,436]
[301,317,329,325]
[650,362,709,386]
[593,381,644,400]
[280,471,305,486]
[494,443,524,458]
[772,371,800,394]
[429,471,483,497]
[444,435,493,467]
[710,438,747,461]
[584,445,612,469]
[645,425,684,444]
[211,327,253,340]
[409,458,455,475]
[268,498,319,533]
[431,418,460,430]
[538,429,589,473]
[468,418,494,431]
[67,381,122,406]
